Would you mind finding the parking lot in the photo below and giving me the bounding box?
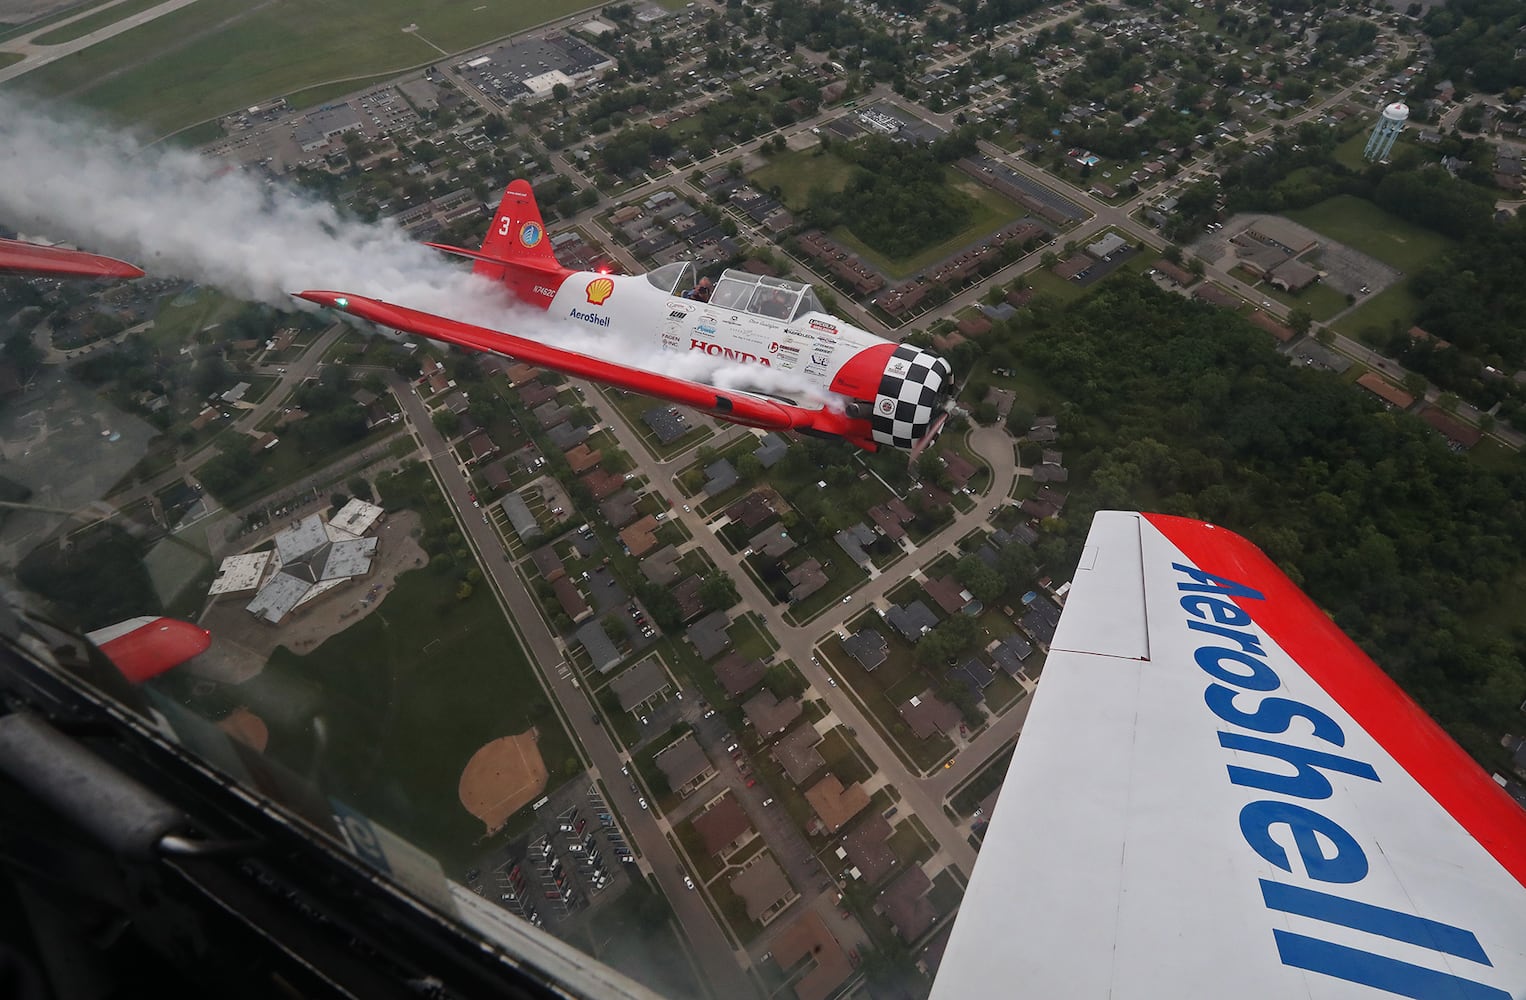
[464,779,637,931]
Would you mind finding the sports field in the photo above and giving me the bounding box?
[6,0,604,135]
[253,562,576,870]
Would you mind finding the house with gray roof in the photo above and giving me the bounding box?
[655,734,715,797]
[842,629,888,670]
[545,421,590,451]
[835,522,878,566]
[641,545,682,586]
[885,601,939,643]
[575,620,623,674]
[611,658,671,712]
[687,610,731,660]
[754,432,789,468]
[643,406,689,444]
[749,525,796,558]
[742,690,802,738]
[498,493,541,541]
[704,459,739,495]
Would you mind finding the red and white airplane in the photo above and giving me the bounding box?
[932,512,1526,999]
[298,180,955,453]
[85,616,211,684]
[0,237,144,280]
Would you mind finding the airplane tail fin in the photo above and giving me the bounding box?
[475,179,559,279]
[431,180,572,309]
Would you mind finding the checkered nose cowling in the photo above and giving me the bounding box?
[870,344,953,449]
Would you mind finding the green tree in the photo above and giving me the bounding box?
[1287,308,1313,337]
[700,572,739,611]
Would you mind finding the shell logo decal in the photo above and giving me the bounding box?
[585,277,615,305]
[519,222,543,248]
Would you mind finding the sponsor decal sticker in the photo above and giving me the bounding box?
[585,277,615,305]
[688,339,771,366]
[879,399,895,414]
[569,308,611,328]
[808,318,837,335]
[519,222,544,248]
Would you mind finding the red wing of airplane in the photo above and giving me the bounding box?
[0,237,144,279]
[294,290,873,447]
[85,616,212,684]
[932,512,1526,998]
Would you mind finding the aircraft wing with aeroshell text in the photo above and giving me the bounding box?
[296,290,869,444]
[932,511,1526,999]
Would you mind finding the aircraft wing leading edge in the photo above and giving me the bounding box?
[295,291,867,443]
[0,238,144,279]
[931,511,1526,999]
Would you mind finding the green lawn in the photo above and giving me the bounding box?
[1332,130,1421,173]
[750,147,858,208]
[7,0,605,134]
[1256,272,1351,322]
[215,562,575,872]
[1284,195,1455,273]
[0,52,23,70]
[31,0,168,45]
[1335,279,1423,345]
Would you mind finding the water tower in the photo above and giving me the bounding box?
[1363,101,1409,162]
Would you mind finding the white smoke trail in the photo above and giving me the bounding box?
[0,97,844,409]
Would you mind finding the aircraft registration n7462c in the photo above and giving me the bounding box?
[932,512,1525,999]
[298,180,955,454]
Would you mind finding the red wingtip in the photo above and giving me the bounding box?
[0,238,144,279]
[94,617,212,684]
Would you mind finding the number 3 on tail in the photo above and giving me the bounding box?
[497,216,513,236]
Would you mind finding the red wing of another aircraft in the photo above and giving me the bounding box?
[294,290,872,447]
[932,511,1526,999]
[85,616,212,684]
[0,238,144,279]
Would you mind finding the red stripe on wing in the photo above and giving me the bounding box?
[1143,512,1526,889]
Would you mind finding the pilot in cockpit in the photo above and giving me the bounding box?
[757,286,792,319]
[684,276,712,302]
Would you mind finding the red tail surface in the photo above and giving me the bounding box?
[460,180,570,309]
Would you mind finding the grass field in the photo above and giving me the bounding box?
[1335,279,1422,344]
[1256,272,1351,322]
[749,147,857,208]
[245,558,575,871]
[1284,195,1455,273]
[31,0,167,45]
[1332,129,1420,172]
[0,52,23,69]
[7,0,604,134]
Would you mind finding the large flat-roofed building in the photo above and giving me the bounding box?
[236,509,381,624]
